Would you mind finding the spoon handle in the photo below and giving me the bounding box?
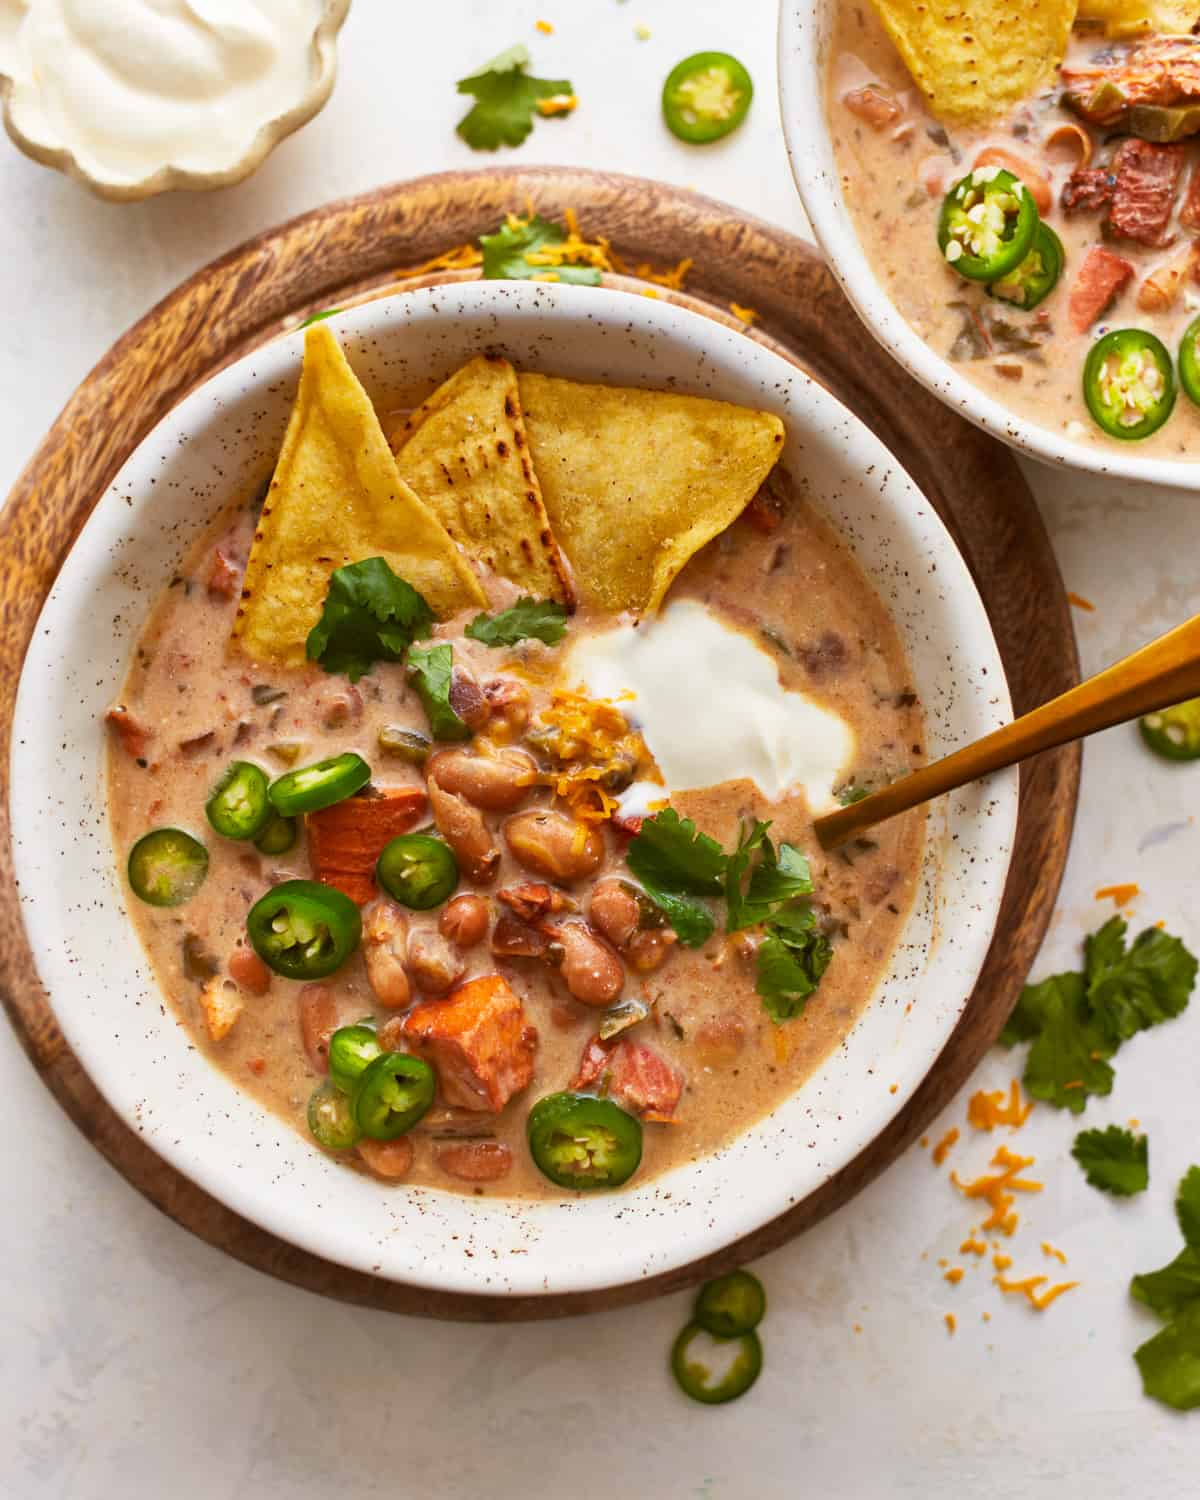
[814,612,1200,849]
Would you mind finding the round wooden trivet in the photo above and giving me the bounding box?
[0,168,1079,1320]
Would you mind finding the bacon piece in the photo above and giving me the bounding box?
[306,787,427,905]
[436,1141,513,1182]
[571,1036,684,1121]
[973,149,1053,216]
[1062,166,1116,215]
[206,549,241,600]
[105,705,151,761]
[1106,139,1186,247]
[496,882,575,922]
[1068,246,1136,333]
[1062,36,1200,127]
[842,83,902,130]
[402,975,537,1112]
[491,915,552,959]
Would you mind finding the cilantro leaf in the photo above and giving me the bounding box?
[456,46,576,152]
[1085,917,1197,1050]
[480,214,602,285]
[406,644,471,742]
[1131,1248,1200,1321]
[1071,1125,1148,1197]
[1134,1299,1200,1411]
[725,821,814,932]
[306,557,433,683]
[757,906,833,1023]
[465,597,568,648]
[626,809,727,948]
[999,971,1114,1113]
[1177,1165,1200,1248]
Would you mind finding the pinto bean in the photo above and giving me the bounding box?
[626,926,677,974]
[357,1137,414,1180]
[436,1141,513,1183]
[407,929,465,995]
[427,747,535,811]
[299,984,339,1071]
[588,880,640,949]
[228,946,271,996]
[427,780,500,883]
[504,809,605,882]
[553,921,625,1007]
[973,147,1053,216]
[362,900,411,1009]
[439,894,490,948]
[483,678,531,738]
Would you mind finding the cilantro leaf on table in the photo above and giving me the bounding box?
[465,597,568,648]
[1072,1125,1149,1197]
[306,557,433,682]
[1085,917,1197,1050]
[999,971,1114,1112]
[757,906,833,1023]
[1131,1167,1200,1410]
[480,214,602,285]
[456,45,575,152]
[406,644,471,742]
[626,809,727,948]
[724,821,814,933]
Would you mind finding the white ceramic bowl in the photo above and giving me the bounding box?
[779,0,1200,491]
[10,282,1017,1297]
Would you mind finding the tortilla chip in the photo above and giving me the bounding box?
[232,326,486,668]
[1077,0,1200,35]
[868,0,1075,125]
[517,374,784,616]
[390,355,574,606]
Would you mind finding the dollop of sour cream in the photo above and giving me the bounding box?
[565,600,856,813]
[0,0,325,187]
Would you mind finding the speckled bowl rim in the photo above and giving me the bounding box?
[778,1,1200,492]
[0,0,350,203]
[9,281,1017,1297]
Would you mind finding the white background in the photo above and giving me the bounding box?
[3,3,1198,1495]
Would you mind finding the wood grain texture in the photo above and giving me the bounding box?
[0,168,1080,1320]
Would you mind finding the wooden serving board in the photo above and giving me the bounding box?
[0,168,1080,1320]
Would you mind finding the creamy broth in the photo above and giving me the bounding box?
[829,9,1200,455]
[107,438,924,1200]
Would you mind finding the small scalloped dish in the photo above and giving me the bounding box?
[0,0,350,201]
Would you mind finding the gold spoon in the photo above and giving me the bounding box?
[814,613,1200,850]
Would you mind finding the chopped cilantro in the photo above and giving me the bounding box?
[1071,1125,1148,1197]
[456,45,576,151]
[1001,918,1195,1112]
[300,307,342,328]
[305,557,433,683]
[1131,1167,1200,1410]
[626,808,727,948]
[756,906,833,1023]
[406,644,471,742]
[465,597,568,647]
[480,214,602,285]
[725,820,813,932]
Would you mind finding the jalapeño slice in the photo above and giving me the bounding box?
[1177,314,1200,407]
[376,833,459,910]
[526,1092,643,1190]
[694,1270,767,1338]
[938,166,1038,283]
[205,760,271,841]
[352,1052,436,1140]
[1140,699,1200,761]
[988,221,1064,311]
[662,52,753,144]
[246,879,361,979]
[268,752,370,817]
[127,827,209,908]
[671,1323,763,1405]
[1083,329,1175,441]
[328,1024,383,1095]
[307,1081,362,1151]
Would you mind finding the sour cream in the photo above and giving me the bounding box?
[0,0,326,187]
[565,600,856,812]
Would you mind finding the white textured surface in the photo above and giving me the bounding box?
[1,3,1196,1496]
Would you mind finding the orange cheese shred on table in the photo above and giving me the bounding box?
[994,1273,1079,1311]
[967,1079,1032,1131]
[1094,882,1140,908]
[951,1146,1042,1237]
[932,1127,960,1165]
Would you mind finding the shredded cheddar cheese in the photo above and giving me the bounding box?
[932,1128,960,1165]
[951,1147,1043,1237]
[994,1273,1078,1310]
[960,1238,987,1256]
[1067,591,1096,611]
[530,688,658,823]
[993,1252,1013,1272]
[967,1079,1032,1131]
[944,1313,957,1335]
[1042,1242,1068,1265]
[396,243,484,278]
[1095,882,1140,907]
[535,18,554,33]
[730,302,760,324]
[944,1267,965,1285]
[536,94,578,117]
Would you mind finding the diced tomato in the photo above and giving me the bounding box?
[306,787,427,905]
[402,975,537,1113]
[973,148,1053,216]
[105,705,151,761]
[228,946,271,996]
[571,1036,684,1121]
[206,549,241,600]
[1068,246,1135,334]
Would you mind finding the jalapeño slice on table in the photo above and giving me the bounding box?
[671,1323,763,1405]
[1140,698,1200,761]
[253,810,298,856]
[246,879,361,979]
[328,1023,383,1096]
[938,166,1038,283]
[988,221,1064,311]
[268,751,371,817]
[307,1081,363,1151]
[205,760,271,841]
[376,833,459,910]
[1083,329,1176,441]
[661,52,753,143]
[352,1052,436,1140]
[127,827,209,907]
[526,1091,643,1190]
[694,1270,767,1338]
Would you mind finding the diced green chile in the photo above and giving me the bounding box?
[205,760,271,841]
[938,167,1037,283]
[1083,329,1175,441]
[268,751,370,816]
[661,52,753,144]
[377,725,432,764]
[376,833,459,910]
[247,879,361,979]
[307,1081,362,1150]
[988,222,1064,311]
[353,1052,436,1140]
[694,1270,767,1338]
[671,1323,763,1405]
[526,1091,643,1190]
[1140,699,1200,761]
[328,1024,383,1095]
[1177,314,1200,406]
[1129,102,1200,143]
[127,827,209,907]
[253,811,297,855]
